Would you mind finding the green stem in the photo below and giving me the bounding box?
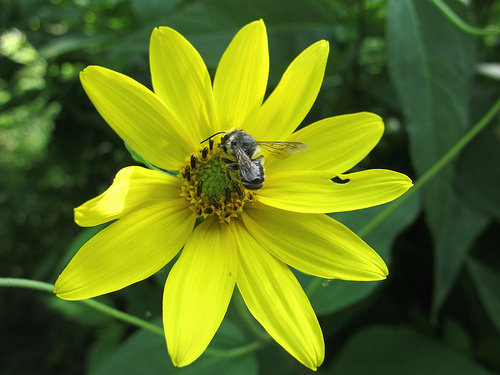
[1,277,163,336]
[358,96,500,239]
[1,277,54,292]
[430,0,500,36]
[307,96,500,297]
[80,300,164,336]
[1,277,267,359]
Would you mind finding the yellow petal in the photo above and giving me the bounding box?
[80,66,196,170]
[150,27,216,141]
[75,166,182,227]
[213,20,269,130]
[233,220,324,370]
[265,112,384,174]
[246,40,329,140]
[163,218,237,367]
[242,204,388,280]
[259,169,413,213]
[55,201,195,300]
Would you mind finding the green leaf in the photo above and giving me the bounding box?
[87,323,127,373]
[90,319,258,375]
[255,343,294,375]
[386,0,476,239]
[130,0,181,22]
[432,194,488,319]
[476,336,500,371]
[39,34,113,60]
[441,318,473,353]
[44,295,114,327]
[455,122,500,222]
[305,193,420,315]
[124,140,160,170]
[109,0,337,77]
[305,277,383,316]
[124,140,177,176]
[330,325,495,375]
[467,258,500,332]
[89,327,171,375]
[52,223,110,278]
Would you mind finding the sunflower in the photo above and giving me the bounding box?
[54,20,412,370]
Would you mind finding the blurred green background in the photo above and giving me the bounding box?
[1,0,499,374]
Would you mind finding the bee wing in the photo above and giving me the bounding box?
[233,144,261,181]
[258,141,308,159]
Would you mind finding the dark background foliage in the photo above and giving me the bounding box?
[1,0,499,374]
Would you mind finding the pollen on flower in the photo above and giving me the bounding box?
[179,138,257,223]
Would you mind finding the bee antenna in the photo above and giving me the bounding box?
[200,131,225,144]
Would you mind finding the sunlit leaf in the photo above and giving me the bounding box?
[39,35,113,60]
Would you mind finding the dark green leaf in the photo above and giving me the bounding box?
[432,194,488,319]
[110,0,337,75]
[476,336,500,372]
[87,323,128,373]
[306,193,420,315]
[130,0,181,22]
[52,224,110,278]
[89,327,171,375]
[330,325,494,375]
[44,295,114,327]
[455,122,500,222]
[467,258,500,332]
[90,319,257,375]
[255,343,294,375]
[386,0,476,238]
[440,318,473,353]
[305,277,383,315]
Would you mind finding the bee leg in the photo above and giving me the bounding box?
[224,187,232,201]
[233,181,243,196]
[216,163,238,197]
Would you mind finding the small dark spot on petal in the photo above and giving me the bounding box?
[332,176,350,184]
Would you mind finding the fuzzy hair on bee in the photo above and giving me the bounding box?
[201,129,307,191]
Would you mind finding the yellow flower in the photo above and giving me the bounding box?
[54,20,412,370]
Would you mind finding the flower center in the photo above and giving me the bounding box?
[179,137,257,223]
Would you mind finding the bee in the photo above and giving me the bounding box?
[201,130,308,191]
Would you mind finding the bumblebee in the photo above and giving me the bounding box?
[201,130,307,191]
